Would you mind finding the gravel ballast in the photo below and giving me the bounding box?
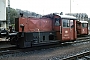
[0,41,90,60]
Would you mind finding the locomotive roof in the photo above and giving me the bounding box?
[56,14,77,20]
[79,21,88,23]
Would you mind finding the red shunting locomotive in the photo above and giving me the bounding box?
[9,13,77,48]
[76,20,88,36]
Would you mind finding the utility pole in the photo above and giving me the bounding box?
[70,0,71,14]
[8,0,10,28]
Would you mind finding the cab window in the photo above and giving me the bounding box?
[82,23,87,28]
[62,19,70,27]
[55,18,60,26]
[70,20,74,28]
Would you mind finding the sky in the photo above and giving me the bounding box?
[6,0,90,17]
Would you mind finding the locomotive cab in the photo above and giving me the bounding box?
[76,21,88,35]
[53,14,77,42]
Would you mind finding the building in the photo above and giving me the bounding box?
[0,0,6,29]
[66,13,88,21]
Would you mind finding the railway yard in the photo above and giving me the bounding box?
[0,13,89,60]
[0,35,89,60]
[1,0,90,60]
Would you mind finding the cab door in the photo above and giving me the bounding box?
[70,20,74,40]
[62,19,71,41]
[81,23,88,34]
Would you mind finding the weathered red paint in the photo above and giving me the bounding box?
[76,21,88,35]
[15,14,77,42]
[15,17,52,32]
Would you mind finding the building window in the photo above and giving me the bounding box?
[0,22,1,27]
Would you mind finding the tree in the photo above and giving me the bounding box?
[6,7,42,24]
[6,7,18,24]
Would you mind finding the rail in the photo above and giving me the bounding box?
[61,51,90,60]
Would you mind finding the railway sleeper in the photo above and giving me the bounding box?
[84,56,90,59]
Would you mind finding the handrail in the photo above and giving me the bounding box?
[60,26,61,34]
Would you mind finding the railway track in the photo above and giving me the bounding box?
[0,35,90,57]
[77,35,90,40]
[62,35,90,45]
[61,51,90,60]
[74,35,90,43]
